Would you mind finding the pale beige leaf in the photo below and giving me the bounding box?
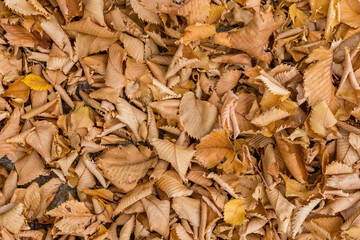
[129,0,161,24]
[15,150,45,185]
[105,43,127,89]
[175,0,211,25]
[291,199,321,238]
[84,0,105,26]
[326,173,360,190]
[4,0,49,17]
[75,33,117,58]
[170,223,193,240]
[96,145,156,192]
[181,92,217,138]
[47,200,103,237]
[63,18,117,38]
[115,98,147,141]
[216,70,241,96]
[172,197,200,227]
[156,170,193,198]
[40,15,73,58]
[152,138,195,180]
[2,25,38,48]
[119,33,144,62]
[25,121,58,164]
[113,182,153,216]
[309,101,337,137]
[266,187,295,233]
[0,203,25,234]
[119,215,135,240]
[141,196,170,237]
[325,161,353,175]
[214,10,284,63]
[251,107,291,127]
[340,0,360,28]
[23,183,40,220]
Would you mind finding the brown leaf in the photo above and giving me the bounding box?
[26,121,58,164]
[274,132,308,183]
[152,138,195,180]
[141,196,170,238]
[214,10,284,63]
[196,129,235,168]
[97,145,157,192]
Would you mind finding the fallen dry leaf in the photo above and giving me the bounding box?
[0,0,359,238]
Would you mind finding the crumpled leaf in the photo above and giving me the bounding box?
[340,0,360,28]
[152,138,195,180]
[172,197,200,227]
[291,199,321,238]
[2,25,39,48]
[130,0,161,24]
[115,98,147,141]
[196,129,235,168]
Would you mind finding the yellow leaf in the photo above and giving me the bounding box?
[289,4,309,28]
[22,74,52,91]
[224,199,246,226]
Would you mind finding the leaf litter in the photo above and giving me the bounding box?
[1,0,360,239]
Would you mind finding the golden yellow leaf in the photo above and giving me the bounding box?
[22,74,52,91]
[281,174,316,200]
[224,199,246,226]
[196,129,235,168]
[289,4,309,28]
